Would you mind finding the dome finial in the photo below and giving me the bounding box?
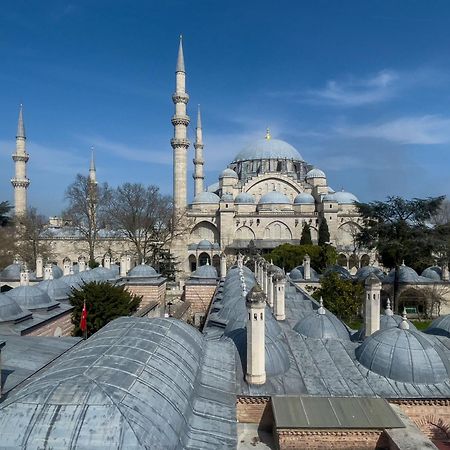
[317,297,326,315]
[385,297,393,316]
[401,260,405,267]
[399,308,410,330]
[265,127,271,140]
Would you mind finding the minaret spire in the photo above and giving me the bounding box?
[193,104,204,196]
[11,104,30,216]
[89,147,97,184]
[171,35,190,213]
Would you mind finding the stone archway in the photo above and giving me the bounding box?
[416,415,450,445]
[198,252,211,266]
[188,254,197,272]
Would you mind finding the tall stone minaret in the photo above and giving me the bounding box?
[193,104,204,196]
[89,147,97,185]
[11,104,30,216]
[171,35,190,213]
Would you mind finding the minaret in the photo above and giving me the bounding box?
[171,35,190,213]
[89,147,97,185]
[193,105,204,196]
[11,104,30,216]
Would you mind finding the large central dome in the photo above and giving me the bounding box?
[232,137,304,163]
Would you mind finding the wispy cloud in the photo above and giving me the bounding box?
[336,115,450,144]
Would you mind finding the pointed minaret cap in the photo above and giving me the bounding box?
[399,308,410,330]
[385,297,394,316]
[176,35,185,72]
[196,104,202,129]
[90,147,96,171]
[317,297,326,315]
[16,104,26,139]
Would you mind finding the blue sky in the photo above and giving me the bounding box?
[1,0,450,215]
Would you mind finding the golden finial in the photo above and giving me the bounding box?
[265,127,271,140]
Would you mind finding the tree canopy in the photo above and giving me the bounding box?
[300,223,312,245]
[0,201,12,227]
[318,218,330,246]
[69,281,142,338]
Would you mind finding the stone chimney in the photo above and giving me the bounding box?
[63,258,71,276]
[246,285,266,385]
[120,254,128,277]
[104,254,111,269]
[443,264,449,282]
[273,273,286,320]
[126,254,132,273]
[303,254,311,280]
[36,255,43,278]
[267,271,274,308]
[364,274,382,338]
[44,263,53,280]
[261,263,268,294]
[20,267,30,286]
[78,256,86,272]
[220,253,227,278]
[0,340,5,399]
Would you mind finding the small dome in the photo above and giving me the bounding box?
[61,273,84,289]
[322,193,336,202]
[192,191,220,204]
[427,315,450,338]
[355,266,385,282]
[221,192,234,202]
[386,265,423,283]
[89,267,117,281]
[0,263,22,280]
[323,265,352,280]
[233,138,303,163]
[306,168,326,179]
[333,190,359,204]
[5,285,58,310]
[235,192,255,204]
[79,270,98,282]
[259,191,291,204]
[290,265,319,281]
[51,264,64,279]
[289,268,303,281]
[421,266,442,281]
[190,264,218,279]
[356,326,450,384]
[37,278,72,301]
[128,264,158,278]
[219,168,238,179]
[294,307,350,340]
[294,192,315,204]
[0,293,30,322]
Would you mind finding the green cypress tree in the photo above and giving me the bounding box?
[318,218,330,245]
[300,223,313,245]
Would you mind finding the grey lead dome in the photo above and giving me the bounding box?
[233,138,304,163]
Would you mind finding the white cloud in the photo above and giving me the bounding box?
[336,115,450,144]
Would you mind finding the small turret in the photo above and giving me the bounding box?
[273,272,286,320]
[20,266,30,286]
[35,255,43,279]
[364,274,382,337]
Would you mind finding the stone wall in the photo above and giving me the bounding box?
[184,283,216,317]
[25,310,73,337]
[126,282,166,314]
[237,397,273,429]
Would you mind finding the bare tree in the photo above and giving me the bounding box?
[63,174,110,265]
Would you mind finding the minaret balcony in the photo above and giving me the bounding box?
[192,158,204,165]
[11,177,30,188]
[171,115,190,126]
[171,138,190,148]
[172,92,189,104]
[12,153,29,163]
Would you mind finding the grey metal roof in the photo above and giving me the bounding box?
[0,317,237,449]
[258,191,291,204]
[5,285,59,310]
[323,265,352,280]
[354,265,385,282]
[293,309,350,341]
[0,293,31,323]
[235,192,255,204]
[190,264,218,279]
[233,138,304,163]
[36,278,72,301]
[385,265,431,283]
[353,313,417,342]
[293,192,315,204]
[128,263,158,278]
[192,191,220,204]
[333,190,359,204]
[272,396,404,429]
[290,265,320,281]
[305,168,326,179]
[427,315,450,338]
[220,168,238,178]
[421,266,442,281]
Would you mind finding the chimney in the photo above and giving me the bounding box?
[36,255,43,278]
[120,254,127,277]
[44,263,53,280]
[443,264,449,282]
[273,273,286,320]
[104,254,111,269]
[20,267,30,286]
[364,274,381,337]
[267,271,274,308]
[63,258,71,276]
[245,285,266,385]
[220,253,227,278]
[303,254,311,280]
[126,254,132,272]
[78,256,86,272]
[0,340,5,398]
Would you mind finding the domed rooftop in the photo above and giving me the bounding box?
[79,269,98,282]
[290,265,320,281]
[192,191,220,204]
[235,192,255,204]
[0,264,37,281]
[128,263,159,278]
[197,239,214,250]
[306,168,326,179]
[355,266,385,282]
[5,285,59,310]
[294,300,350,340]
[427,315,450,338]
[259,191,291,204]
[220,168,238,179]
[323,265,352,280]
[322,193,336,202]
[333,190,359,204]
[90,266,117,281]
[51,264,64,279]
[356,320,450,384]
[60,272,83,289]
[0,293,31,323]
[421,266,442,281]
[233,136,303,163]
[294,192,315,204]
[190,264,218,279]
[289,268,303,281]
[221,192,234,202]
[385,264,429,283]
[37,278,72,302]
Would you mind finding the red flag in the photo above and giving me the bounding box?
[80,300,87,334]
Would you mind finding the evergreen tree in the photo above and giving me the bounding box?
[318,218,330,245]
[69,281,142,338]
[300,223,312,245]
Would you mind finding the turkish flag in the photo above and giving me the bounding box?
[80,300,87,333]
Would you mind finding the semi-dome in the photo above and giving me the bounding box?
[190,264,218,279]
[427,315,450,338]
[233,138,303,163]
[294,192,315,204]
[37,278,72,301]
[235,192,255,204]
[5,285,59,310]
[219,168,238,179]
[356,323,450,384]
[192,191,220,204]
[333,190,359,204]
[128,263,158,278]
[294,302,350,340]
[0,293,30,322]
[306,168,326,179]
[259,191,291,204]
[421,266,442,281]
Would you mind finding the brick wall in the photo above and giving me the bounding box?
[184,284,216,317]
[25,311,73,337]
[237,397,273,429]
[126,282,166,313]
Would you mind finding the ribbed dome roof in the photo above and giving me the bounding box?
[353,312,417,341]
[37,278,72,301]
[356,325,450,384]
[190,264,218,279]
[427,315,450,338]
[355,266,385,282]
[322,193,336,202]
[51,264,63,279]
[333,190,359,204]
[60,273,84,289]
[259,191,291,204]
[5,285,59,310]
[294,192,315,204]
[306,168,326,179]
[197,239,214,250]
[323,265,352,280]
[0,293,30,322]
[89,266,117,280]
[421,266,442,281]
[235,192,255,204]
[385,265,428,283]
[294,308,350,340]
[192,191,220,204]
[0,264,37,281]
[289,268,303,280]
[290,265,319,281]
[220,168,238,179]
[233,138,303,163]
[128,264,158,278]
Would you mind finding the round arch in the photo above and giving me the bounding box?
[264,221,292,240]
[236,226,256,240]
[198,252,211,266]
[189,221,219,244]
